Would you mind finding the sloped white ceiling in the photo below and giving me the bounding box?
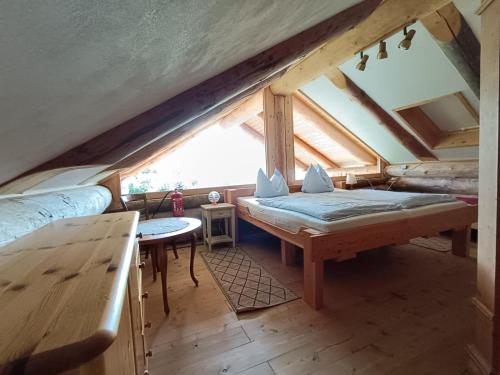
[302,21,480,164]
[0,0,360,183]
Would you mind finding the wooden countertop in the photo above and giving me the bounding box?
[0,211,139,374]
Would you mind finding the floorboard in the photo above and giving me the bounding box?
[144,230,476,375]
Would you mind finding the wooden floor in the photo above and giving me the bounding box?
[144,230,476,375]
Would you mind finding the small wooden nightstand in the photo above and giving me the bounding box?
[201,203,236,251]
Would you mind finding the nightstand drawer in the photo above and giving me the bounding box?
[209,209,233,219]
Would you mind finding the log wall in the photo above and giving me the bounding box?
[385,161,478,195]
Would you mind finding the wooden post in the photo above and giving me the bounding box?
[469,1,500,374]
[281,240,297,266]
[451,226,470,257]
[303,240,324,310]
[263,88,295,183]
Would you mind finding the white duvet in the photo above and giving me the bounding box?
[255,190,456,221]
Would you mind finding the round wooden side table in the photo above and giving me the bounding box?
[137,217,201,315]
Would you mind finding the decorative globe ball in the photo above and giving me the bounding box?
[208,191,221,204]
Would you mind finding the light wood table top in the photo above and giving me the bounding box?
[200,203,235,211]
[0,211,139,374]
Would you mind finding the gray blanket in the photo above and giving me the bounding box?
[256,190,456,222]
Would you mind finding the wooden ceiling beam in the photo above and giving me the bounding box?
[271,0,451,95]
[293,94,378,165]
[295,90,384,163]
[263,88,296,182]
[218,91,263,128]
[293,135,339,169]
[329,70,437,161]
[12,0,381,183]
[239,122,308,171]
[421,2,480,97]
[396,107,446,148]
[253,114,339,169]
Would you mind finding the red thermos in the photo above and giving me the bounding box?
[171,191,184,217]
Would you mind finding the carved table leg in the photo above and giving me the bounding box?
[190,233,199,287]
[155,249,160,272]
[158,242,170,315]
[172,240,179,259]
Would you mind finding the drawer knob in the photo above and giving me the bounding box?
[139,262,146,269]
[144,371,149,375]
[142,292,149,299]
[145,321,152,329]
[136,232,143,239]
[146,350,153,357]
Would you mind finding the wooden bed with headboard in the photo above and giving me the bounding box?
[224,186,477,310]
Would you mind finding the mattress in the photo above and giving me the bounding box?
[238,192,466,234]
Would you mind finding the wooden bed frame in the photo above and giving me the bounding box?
[224,187,478,310]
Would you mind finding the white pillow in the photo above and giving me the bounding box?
[316,164,334,191]
[270,169,289,196]
[255,168,289,198]
[301,165,334,193]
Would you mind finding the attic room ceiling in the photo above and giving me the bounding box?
[0,0,361,184]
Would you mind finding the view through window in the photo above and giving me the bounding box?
[122,122,266,193]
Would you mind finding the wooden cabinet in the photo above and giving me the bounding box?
[129,243,148,374]
[201,203,236,251]
[0,212,149,375]
[64,247,148,374]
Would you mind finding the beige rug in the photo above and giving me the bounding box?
[201,246,299,313]
[410,236,451,252]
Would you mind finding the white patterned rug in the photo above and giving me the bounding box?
[201,247,299,313]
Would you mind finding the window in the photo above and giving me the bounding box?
[122,122,266,193]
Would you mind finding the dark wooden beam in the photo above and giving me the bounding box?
[396,107,445,148]
[328,69,437,161]
[421,2,480,97]
[17,0,381,179]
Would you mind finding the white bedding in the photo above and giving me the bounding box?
[238,191,466,233]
